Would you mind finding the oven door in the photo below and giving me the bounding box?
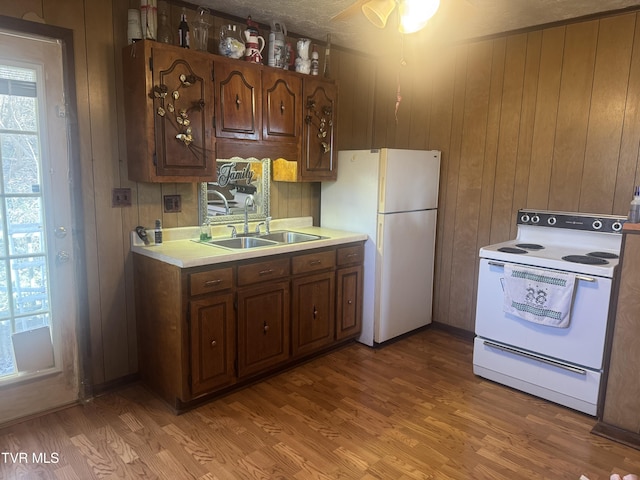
[474,258,613,369]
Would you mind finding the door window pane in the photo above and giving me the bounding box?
[2,133,41,194]
[6,197,43,255]
[0,63,52,379]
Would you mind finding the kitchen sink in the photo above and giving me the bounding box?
[259,230,323,243]
[200,230,324,250]
[208,237,279,249]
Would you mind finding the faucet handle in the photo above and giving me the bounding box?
[255,221,266,234]
[265,216,271,234]
[226,224,237,238]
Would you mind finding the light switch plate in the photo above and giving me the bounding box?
[112,188,132,207]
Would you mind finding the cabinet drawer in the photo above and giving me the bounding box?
[292,250,336,275]
[337,244,364,266]
[190,267,234,296]
[237,257,290,286]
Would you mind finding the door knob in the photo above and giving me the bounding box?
[56,251,71,264]
[54,226,67,238]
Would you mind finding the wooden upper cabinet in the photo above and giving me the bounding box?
[214,60,261,141]
[301,77,338,181]
[122,40,216,183]
[123,41,338,183]
[262,70,302,143]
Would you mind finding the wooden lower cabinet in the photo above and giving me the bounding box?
[336,265,363,340]
[594,225,640,448]
[189,293,235,396]
[237,281,290,378]
[292,271,335,357]
[133,240,364,412]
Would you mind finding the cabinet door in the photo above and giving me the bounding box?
[292,271,335,357]
[237,281,290,377]
[302,78,338,181]
[214,61,261,140]
[262,70,301,143]
[336,265,363,340]
[151,45,216,178]
[189,293,236,397]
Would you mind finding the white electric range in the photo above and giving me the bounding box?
[473,209,626,415]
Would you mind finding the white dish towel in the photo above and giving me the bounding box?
[502,263,576,328]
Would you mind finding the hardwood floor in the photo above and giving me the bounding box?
[1,327,639,479]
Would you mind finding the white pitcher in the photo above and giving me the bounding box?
[244,29,265,63]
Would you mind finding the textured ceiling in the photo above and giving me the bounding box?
[189,0,640,54]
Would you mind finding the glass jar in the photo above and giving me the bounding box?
[218,24,245,59]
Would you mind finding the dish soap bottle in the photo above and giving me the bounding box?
[629,185,640,223]
[154,219,163,244]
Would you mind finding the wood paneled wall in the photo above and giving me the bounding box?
[372,11,640,332]
[5,1,639,391]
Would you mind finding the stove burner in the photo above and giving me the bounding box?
[515,243,544,250]
[562,255,609,265]
[498,247,528,254]
[587,251,619,259]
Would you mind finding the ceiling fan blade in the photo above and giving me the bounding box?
[331,0,370,22]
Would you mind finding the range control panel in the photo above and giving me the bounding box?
[517,209,626,234]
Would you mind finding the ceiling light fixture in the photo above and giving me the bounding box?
[398,0,441,34]
[361,0,440,33]
[361,0,396,28]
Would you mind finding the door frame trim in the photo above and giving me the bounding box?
[0,14,92,400]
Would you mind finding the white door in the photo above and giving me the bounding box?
[375,209,437,342]
[0,30,80,423]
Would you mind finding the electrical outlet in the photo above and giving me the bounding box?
[112,188,132,207]
[164,194,181,213]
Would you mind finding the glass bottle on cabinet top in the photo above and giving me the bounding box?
[178,8,190,48]
[156,2,172,45]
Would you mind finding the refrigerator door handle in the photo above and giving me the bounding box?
[377,218,384,252]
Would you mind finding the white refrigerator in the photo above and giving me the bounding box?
[321,148,441,346]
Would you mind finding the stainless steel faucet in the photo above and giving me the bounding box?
[243,195,254,234]
[209,189,230,215]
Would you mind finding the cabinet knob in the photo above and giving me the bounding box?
[235,94,241,109]
[347,299,353,305]
[313,306,318,319]
[280,100,285,113]
[210,340,217,347]
[263,321,269,333]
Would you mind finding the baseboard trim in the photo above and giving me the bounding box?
[431,321,475,342]
[592,421,640,450]
[91,373,140,397]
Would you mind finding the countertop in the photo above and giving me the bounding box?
[130,217,368,268]
[623,222,640,233]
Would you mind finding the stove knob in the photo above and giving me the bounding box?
[521,214,530,223]
[592,220,603,230]
[547,216,557,226]
[612,221,623,232]
[532,215,540,224]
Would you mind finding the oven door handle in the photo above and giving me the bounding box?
[487,261,596,282]
[482,340,587,375]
